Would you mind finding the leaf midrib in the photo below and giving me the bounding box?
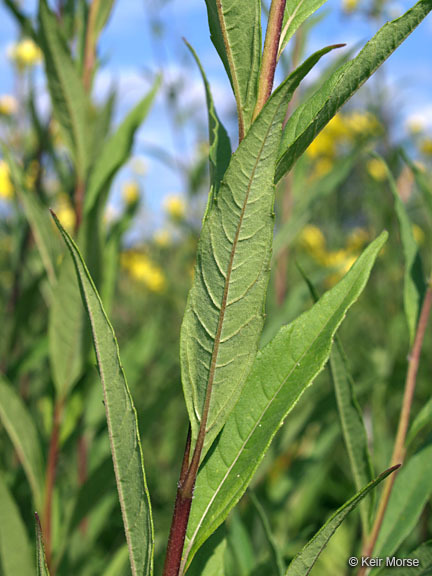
[185,263,366,560]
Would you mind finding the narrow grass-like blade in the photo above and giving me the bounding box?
[39,0,90,180]
[0,376,45,511]
[181,46,340,458]
[51,212,154,576]
[285,467,397,576]
[85,77,159,214]
[276,0,432,182]
[185,41,232,220]
[374,444,432,559]
[383,157,426,344]
[204,0,261,137]
[278,0,329,59]
[0,476,34,576]
[35,512,50,576]
[182,232,387,569]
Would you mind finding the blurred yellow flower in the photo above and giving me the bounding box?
[420,139,432,157]
[307,130,336,160]
[0,95,18,116]
[9,38,42,70]
[346,227,369,251]
[367,157,387,182]
[346,111,379,136]
[343,0,359,12]
[412,224,425,246]
[299,225,326,254]
[312,157,334,179]
[121,251,165,292]
[326,254,357,287]
[25,160,40,190]
[406,116,424,135]
[0,160,13,199]
[55,195,76,232]
[122,181,140,205]
[154,229,172,248]
[164,194,185,220]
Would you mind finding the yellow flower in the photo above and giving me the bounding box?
[122,181,140,205]
[326,254,357,287]
[121,251,165,292]
[0,160,13,199]
[311,157,334,179]
[55,195,76,232]
[406,116,424,135]
[0,95,18,116]
[299,225,326,254]
[154,229,172,248]
[343,0,359,12]
[367,157,387,182]
[346,111,379,136]
[306,131,336,160]
[9,38,42,70]
[346,227,369,251]
[164,194,185,220]
[420,139,432,157]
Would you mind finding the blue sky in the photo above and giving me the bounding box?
[1,0,431,238]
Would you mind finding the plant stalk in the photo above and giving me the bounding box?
[82,0,100,93]
[358,283,432,574]
[43,398,64,573]
[253,0,287,122]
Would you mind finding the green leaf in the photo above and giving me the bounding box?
[298,266,374,535]
[383,157,425,345]
[94,0,116,38]
[49,256,86,397]
[378,541,432,575]
[51,212,154,576]
[182,232,387,569]
[374,444,432,559]
[181,47,337,459]
[102,545,130,576]
[0,376,45,510]
[285,467,397,576]
[278,0,329,59]
[5,151,59,286]
[406,397,432,448]
[0,476,34,576]
[204,0,261,137]
[250,491,285,576]
[35,512,51,576]
[39,0,90,180]
[185,41,232,221]
[3,0,36,39]
[84,78,159,214]
[275,0,432,182]
[188,530,227,576]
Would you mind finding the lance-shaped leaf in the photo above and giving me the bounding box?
[0,476,34,576]
[39,0,89,180]
[35,513,51,576]
[278,0,329,59]
[378,541,432,575]
[49,256,86,397]
[181,46,339,459]
[204,0,261,138]
[0,376,45,511]
[298,266,374,535]
[94,0,116,38]
[185,41,232,220]
[276,0,432,182]
[85,78,159,214]
[51,213,154,576]
[285,467,397,576]
[182,232,387,570]
[383,158,426,345]
[374,444,432,559]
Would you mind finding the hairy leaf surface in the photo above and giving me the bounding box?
[39,0,89,180]
[85,78,159,214]
[0,476,34,576]
[204,0,261,137]
[183,233,387,569]
[52,213,154,576]
[375,444,432,559]
[278,0,329,59]
[0,376,45,510]
[35,513,50,576]
[276,0,432,182]
[285,467,396,576]
[181,47,337,458]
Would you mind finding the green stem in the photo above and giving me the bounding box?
[253,0,287,121]
[359,283,432,574]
